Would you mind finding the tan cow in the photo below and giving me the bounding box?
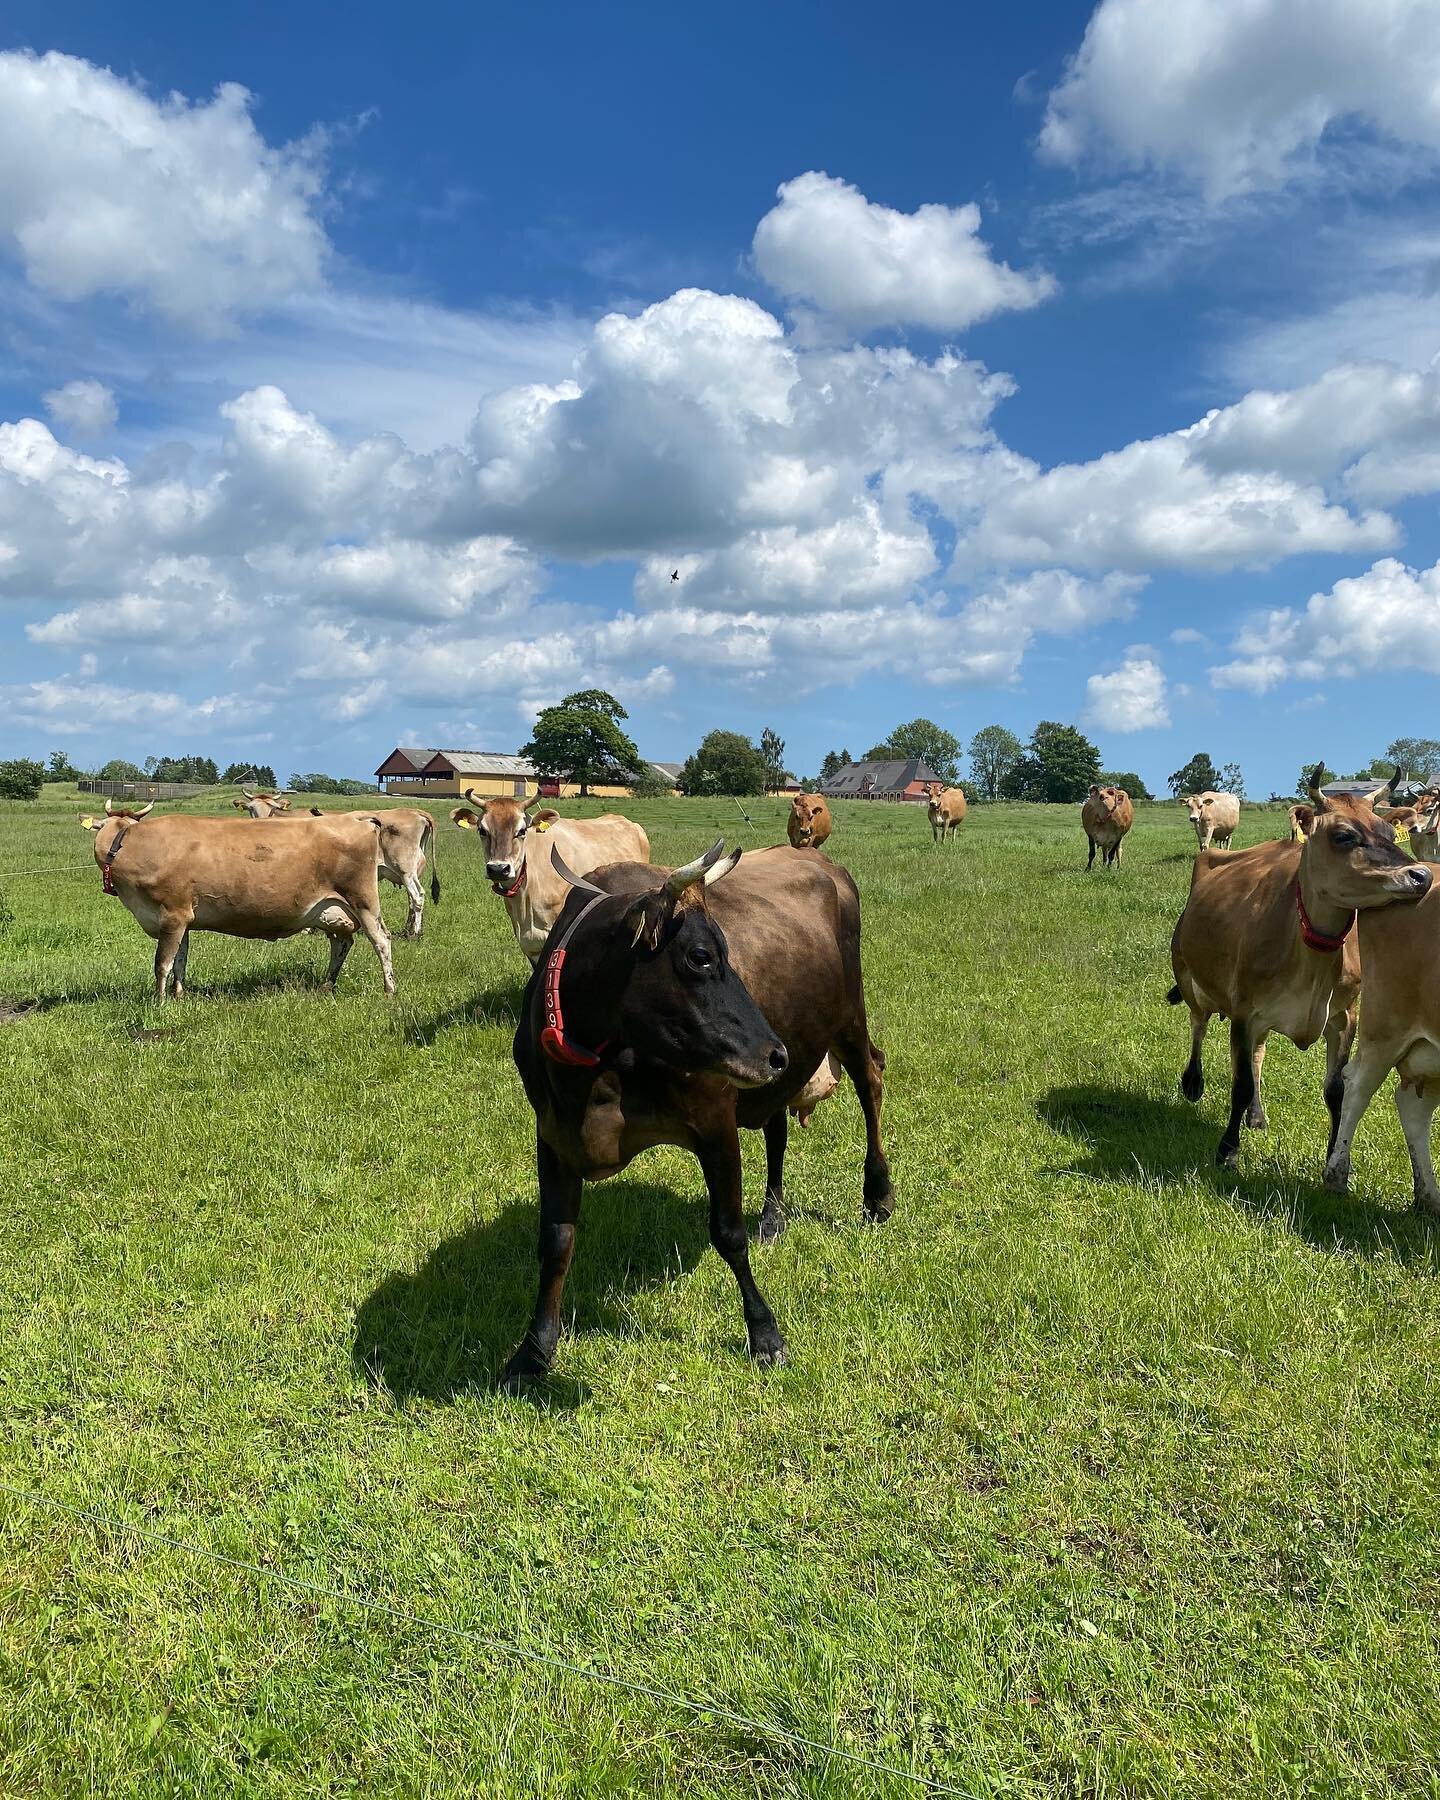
[1324,868,1440,1211]
[450,791,649,963]
[1168,772,1429,1168]
[787,793,832,850]
[303,806,439,937]
[926,783,967,845]
[1184,790,1241,851]
[1410,791,1440,862]
[232,789,292,819]
[80,800,395,1000]
[1287,804,1315,842]
[1081,783,1135,870]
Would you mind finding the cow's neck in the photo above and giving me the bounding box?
[1295,859,1355,947]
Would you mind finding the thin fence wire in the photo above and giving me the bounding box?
[0,1479,968,1795]
[0,864,95,879]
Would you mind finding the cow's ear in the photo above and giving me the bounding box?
[79,815,99,831]
[533,809,560,831]
[622,892,673,955]
[1088,784,1099,796]
[450,808,478,830]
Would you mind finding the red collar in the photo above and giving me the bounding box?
[1294,878,1355,952]
[100,824,132,896]
[494,862,527,900]
[540,946,609,1067]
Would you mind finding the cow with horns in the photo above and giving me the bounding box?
[233,789,293,818]
[1167,766,1430,1168]
[500,840,894,1391]
[80,799,396,1000]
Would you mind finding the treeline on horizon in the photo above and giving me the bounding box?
[0,750,379,802]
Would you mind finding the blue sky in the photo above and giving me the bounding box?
[3,0,1440,795]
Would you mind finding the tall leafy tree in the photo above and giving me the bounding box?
[1098,770,1152,802]
[759,727,791,791]
[47,750,82,782]
[1382,737,1440,781]
[1218,761,1245,798]
[1003,722,1102,803]
[864,718,961,782]
[1167,752,1221,798]
[680,730,768,797]
[223,761,278,788]
[97,759,144,782]
[1299,759,1336,796]
[818,748,852,783]
[520,689,643,796]
[0,759,46,801]
[968,725,1023,801]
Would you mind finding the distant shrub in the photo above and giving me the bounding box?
[0,759,46,801]
[289,772,380,796]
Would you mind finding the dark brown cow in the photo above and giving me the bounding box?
[1081,783,1134,869]
[1168,770,1429,1167]
[80,800,395,999]
[500,841,893,1391]
[787,792,832,849]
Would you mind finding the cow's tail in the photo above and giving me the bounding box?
[1165,983,1184,1006]
[424,812,440,905]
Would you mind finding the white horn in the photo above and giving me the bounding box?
[524,794,543,815]
[665,840,727,898]
[551,850,605,894]
[703,847,742,886]
[133,801,154,818]
[104,796,116,815]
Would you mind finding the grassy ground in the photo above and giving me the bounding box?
[1,785,1439,1797]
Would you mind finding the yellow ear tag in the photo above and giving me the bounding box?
[534,817,552,832]
[80,816,95,828]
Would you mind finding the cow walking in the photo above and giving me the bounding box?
[500,841,893,1390]
[926,784,967,845]
[1184,790,1240,851]
[787,793,832,850]
[81,801,396,1000]
[450,792,649,963]
[305,806,439,937]
[1081,784,1134,869]
[1168,771,1429,1167]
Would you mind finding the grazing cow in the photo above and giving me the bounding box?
[1168,771,1429,1168]
[450,791,649,963]
[302,806,439,937]
[1410,791,1440,862]
[499,840,893,1390]
[1324,870,1440,1212]
[80,800,395,1000]
[1081,784,1135,870]
[787,793,832,850]
[1184,790,1241,851]
[1288,804,1316,842]
[926,783,967,845]
[233,789,292,819]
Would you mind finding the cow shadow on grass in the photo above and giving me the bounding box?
[1038,1083,1438,1262]
[352,1177,711,1408]
[403,973,530,1047]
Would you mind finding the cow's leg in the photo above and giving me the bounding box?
[153,912,190,1003]
[1217,1017,1256,1168]
[1114,839,1123,867]
[758,1110,788,1245]
[171,929,191,1000]
[401,870,425,938]
[323,931,352,989]
[1323,1002,1359,1159]
[1395,1081,1440,1216]
[501,1132,583,1392]
[1246,1033,1269,1129]
[699,1123,787,1366]
[1180,1006,1208,1103]
[1086,835,1097,870]
[356,907,396,994]
[836,1029,894,1222]
[1324,1049,1392,1192]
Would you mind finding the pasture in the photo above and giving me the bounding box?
[2,787,1439,1797]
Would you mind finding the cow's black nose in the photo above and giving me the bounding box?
[1408,864,1433,891]
[486,862,508,880]
[768,1045,789,1074]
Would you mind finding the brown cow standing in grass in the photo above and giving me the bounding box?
[1410,791,1440,862]
[787,793,832,849]
[1168,771,1430,1168]
[450,791,649,963]
[304,806,439,937]
[1081,783,1134,869]
[1184,790,1241,851]
[80,800,396,1000]
[926,783,967,845]
[501,841,893,1391]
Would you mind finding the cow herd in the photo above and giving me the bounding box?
[70,766,1440,1386]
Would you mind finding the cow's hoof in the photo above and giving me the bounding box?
[498,1347,549,1395]
[1180,1069,1204,1104]
[1412,1191,1440,1220]
[750,1330,788,1369]
[1323,1160,1349,1194]
[1246,1105,1268,1130]
[757,1201,787,1245]
[1216,1142,1240,1170]
[863,1192,895,1224]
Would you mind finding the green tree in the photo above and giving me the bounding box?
[1218,761,1245,798]
[289,773,380,795]
[223,761,278,788]
[759,727,791,792]
[1168,752,1221,798]
[864,718,961,783]
[818,748,852,784]
[968,725,1023,801]
[146,754,219,784]
[97,758,144,782]
[1299,760,1336,796]
[0,759,46,801]
[1003,722,1102,803]
[47,750,83,782]
[680,730,768,797]
[521,689,643,797]
[1098,770,1153,802]
[1383,737,1440,781]
[627,764,673,799]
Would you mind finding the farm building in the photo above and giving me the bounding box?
[819,758,943,802]
[375,748,680,799]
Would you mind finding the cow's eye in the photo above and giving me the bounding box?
[1332,829,1358,847]
[478,822,489,837]
[686,944,714,971]
[516,822,527,837]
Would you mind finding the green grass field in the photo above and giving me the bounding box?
[2,786,1439,1797]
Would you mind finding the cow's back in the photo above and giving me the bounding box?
[1173,838,1301,1007]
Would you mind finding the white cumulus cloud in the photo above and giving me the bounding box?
[42,379,117,439]
[1085,655,1171,731]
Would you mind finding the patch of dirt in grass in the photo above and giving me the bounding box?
[0,1000,36,1024]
